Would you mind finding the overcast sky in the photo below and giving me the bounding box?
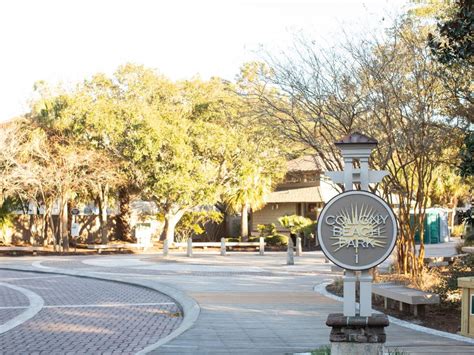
[0,0,408,121]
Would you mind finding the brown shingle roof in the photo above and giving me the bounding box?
[265,186,323,203]
[335,132,378,145]
[287,155,323,172]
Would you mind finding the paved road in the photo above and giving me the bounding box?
[0,249,473,354]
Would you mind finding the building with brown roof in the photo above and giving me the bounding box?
[251,155,339,233]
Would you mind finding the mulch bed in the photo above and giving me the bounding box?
[326,282,461,334]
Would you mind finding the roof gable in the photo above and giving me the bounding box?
[335,132,378,145]
[287,155,323,172]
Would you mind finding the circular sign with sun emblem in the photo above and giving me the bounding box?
[317,190,397,271]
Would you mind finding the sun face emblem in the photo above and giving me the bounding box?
[328,204,387,264]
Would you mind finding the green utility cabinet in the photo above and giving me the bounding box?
[412,208,450,244]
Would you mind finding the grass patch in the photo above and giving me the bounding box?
[310,345,331,354]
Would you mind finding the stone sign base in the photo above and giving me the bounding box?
[326,313,389,355]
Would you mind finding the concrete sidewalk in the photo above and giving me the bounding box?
[1,251,473,354]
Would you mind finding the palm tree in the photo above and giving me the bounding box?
[225,163,275,240]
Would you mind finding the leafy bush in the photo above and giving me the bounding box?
[257,223,277,238]
[278,215,313,235]
[265,233,288,246]
[175,210,223,242]
[311,345,331,355]
[301,221,317,238]
[451,224,464,238]
[432,254,474,304]
[0,201,14,245]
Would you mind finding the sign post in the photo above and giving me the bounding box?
[317,133,397,355]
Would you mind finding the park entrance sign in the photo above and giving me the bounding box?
[319,133,396,355]
[317,190,397,271]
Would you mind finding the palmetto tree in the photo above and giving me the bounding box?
[225,161,279,240]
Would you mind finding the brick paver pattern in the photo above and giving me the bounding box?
[0,270,182,355]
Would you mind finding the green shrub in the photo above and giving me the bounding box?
[311,345,331,355]
[278,215,313,235]
[301,221,317,238]
[257,223,277,238]
[265,233,288,246]
[452,224,464,238]
[432,254,474,304]
[0,201,14,245]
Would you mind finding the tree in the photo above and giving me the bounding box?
[242,19,465,279]
[459,132,474,178]
[223,144,285,239]
[174,210,223,242]
[31,66,160,243]
[25,64,289,248]
[427,0,473,68]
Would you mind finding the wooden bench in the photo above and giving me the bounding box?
[87,243,145,254]
[174,238,266,257]
[175,242,221,249]
[174,241,263,249]
[0,246,44,256]
[372,283,440,316]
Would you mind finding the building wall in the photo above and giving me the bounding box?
[252,203,297,231]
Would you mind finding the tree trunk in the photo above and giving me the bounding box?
[241,204,249,241]
[162,209,185,247]
[98,183,109,244]
[28,214,35,245]
[40,208,47,246]
[47,211,57,252]
[60,199,69,252]
[117,187,133,242]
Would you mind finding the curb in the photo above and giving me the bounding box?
[0,281,44,335]
[313,279,474,345]
[0,265,200,354]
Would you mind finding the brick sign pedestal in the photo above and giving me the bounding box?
[326,313,389,355]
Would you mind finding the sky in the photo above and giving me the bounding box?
[0,0,409,121]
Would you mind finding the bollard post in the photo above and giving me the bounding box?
[163,239,169,257]
[287,237,294,265]
[220,237,226,256]
[187,237,193,257]
[259,237,265,256]
[296,236,302,256]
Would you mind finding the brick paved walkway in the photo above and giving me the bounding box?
[0,269,182,355]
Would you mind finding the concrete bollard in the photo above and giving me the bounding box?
[296,236,302,256]
[163,239,169,257]
[220,237,226,256]
[187,238,193,257]
[259,237,265,256]
[287,237,294,265]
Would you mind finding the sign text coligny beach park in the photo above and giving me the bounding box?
[317,190,397,271]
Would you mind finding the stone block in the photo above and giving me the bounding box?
[331,342,384,355]
[326,313,389,344]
